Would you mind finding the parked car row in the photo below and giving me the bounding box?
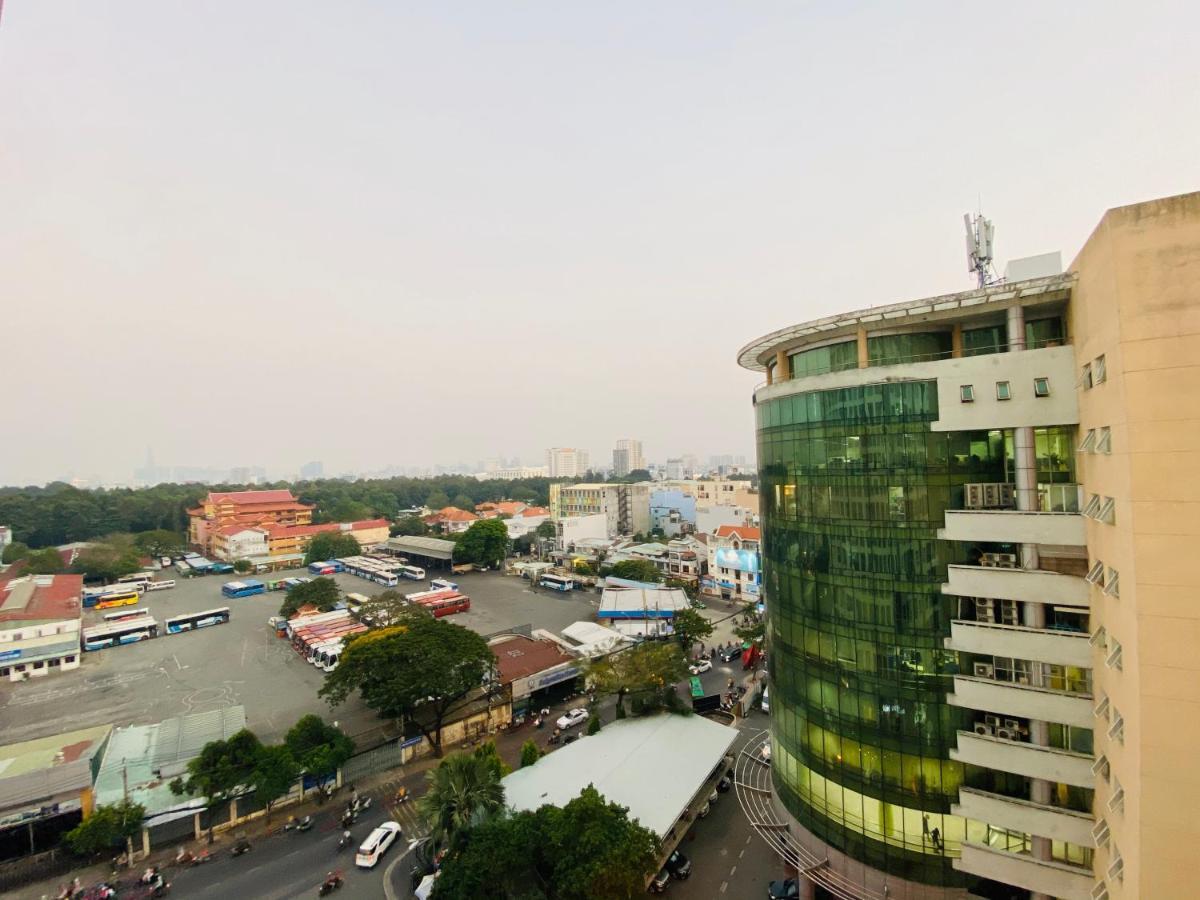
[649,769,733,892]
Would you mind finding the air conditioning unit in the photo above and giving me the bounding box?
[1004,719,1021,731]
[996,727,1015,740]
[965,482,1017,510]
[984,714,1001,728]
[965,483,985,509]
[999,600,1019,624]
[973,663,995,678]
[974,722,995,736]
[975,598,994,621]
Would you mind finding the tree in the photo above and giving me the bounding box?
[473,740,511,779]
[390,515,428,537]
[134,529,184,558]
[304,531,362,566]
[572,560,596,576]
[671,607,713,650]
[586,714,601,736]
[451,494,475,512]
[284,714,355,781]
[357,589,432,629]
[233,558,253,574]
[317,498,372,524]
[170,729,264,842]
[320,619,496,756]
[425,491,451,511]
[456,518,510,568]
[586,643,689,715]
[2,541,29,564]
[278,576,340,618]
[64,799,146,856]
[24,547,66,574]
[519,739,541,768]
[419,750,506,854]
[72,535,142,582]
[251,744,300,823]
[431,786,659,899]
[535,520,556,539]
[603,559,663,584]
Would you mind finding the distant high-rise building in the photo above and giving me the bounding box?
[299,461,324,480]
[612,439,644,477]
[546,448,590,478]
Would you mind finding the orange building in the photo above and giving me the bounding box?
[188,489,314,554]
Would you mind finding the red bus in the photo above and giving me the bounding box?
[415,593,470,618]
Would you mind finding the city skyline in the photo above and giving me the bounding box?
[3,3,1197,487]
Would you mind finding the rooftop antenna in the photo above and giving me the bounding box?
[964,211,997,288]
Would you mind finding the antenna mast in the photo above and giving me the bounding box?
[964,212,997,288]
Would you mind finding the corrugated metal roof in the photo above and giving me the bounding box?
[385,536,457,560]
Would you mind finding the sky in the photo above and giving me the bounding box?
[1,2,1197,486]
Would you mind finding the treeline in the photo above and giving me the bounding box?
[0,476,562,549]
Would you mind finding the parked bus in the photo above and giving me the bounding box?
[164,607,231,634]
[82,583,143,605]
[371,572,399,587]
[539,574,575,592]
[94,591,141,610]
[344,592,369,609]
[103,607,150,623]
[119,571,155,583]
[145,579,176,592]
[430,578,458,593]
[399,566,425,581]
[416,593,470,618]
[315,641,344,672]
[82,617,159,651]
[266,578,288,591]
[221,580,266,599]
[210,563,235,575]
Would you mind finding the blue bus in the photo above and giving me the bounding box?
[82,617,159,651]
[165,607,231,634]
[221,579,266,599]
[308,561,345,575]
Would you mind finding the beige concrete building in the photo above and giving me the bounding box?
[734,191,1200,900]
[549,482,651,537]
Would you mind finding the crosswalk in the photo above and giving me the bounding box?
[374,776,428,839]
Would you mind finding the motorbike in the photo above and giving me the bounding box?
[352,796,372,814]
[394,787,409,804]
[341,810,357,829]
[337,830,353,851]
[231,839,252,857]
[318,872,344,896]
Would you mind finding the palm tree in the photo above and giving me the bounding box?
[419,751,505,852]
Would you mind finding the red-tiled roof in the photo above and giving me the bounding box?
[433,507,479,522]
[713,525,760,541]
[214,524,268,538]
[491,636,574,685]
[350,519,389,530]
[208,490,299,505]
[519,507,550,517]
[265,519,389,539]
[0,574,83,623]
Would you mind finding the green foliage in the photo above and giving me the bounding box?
[2,541,30,563]
[431,786,659,900]
[24,547,66,574]
[250,744,300,820]
[456,518,510,568]
[425,491,451,511]
[586,714,601,736]
[663,577,697,599]
[671,608,713,648]
[419,750,506,854]
[72,535,141,582]
[472,740,511,778]
[535,520,556,539]
[451,494,475,512]
[572,560,596,576]
[390,515,429,537]
[356,590,432,629]
[172,729,264,806]
[134,529,184,558]
[314,498,372,524]
[278,576,340,618]
[64,799,146,856]
[284,714,355,778]
[320,619,495,756]
[303,531,362,566]
[586,643,688,714]
[233,558,253,574]
[519,739,541,768]
[603,559,663,584]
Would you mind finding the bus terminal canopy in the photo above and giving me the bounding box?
[385,535,456,561]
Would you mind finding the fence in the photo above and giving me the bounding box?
[342,739,407,783]
[0,847,78,894]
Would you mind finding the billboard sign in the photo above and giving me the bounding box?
[714,547,759,573]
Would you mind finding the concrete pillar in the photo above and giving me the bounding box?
[774,349,788,381]
[142,828,151,857]
[193,812,202,840]
[951,323,964,358]
[856,327,869,368]
[229,797,238,826]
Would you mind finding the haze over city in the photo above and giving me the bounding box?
[2,1,1197,486]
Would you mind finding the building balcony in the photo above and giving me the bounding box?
[946,620,1092,668]
[953,786,1095,847]
[949,676,1093,729]
[942,564,1089,607]
[939,509,1086,546]
[951,730,1093,787]
[955,841,1093,900]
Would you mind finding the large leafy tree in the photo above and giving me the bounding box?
[72,535,142,582]
[170,729,264,842]
[134,529,184,558]
[356,590,431,629]
[390,515,429,537]
[603,559,663,584]
[671,607,713,650]
[319,619,496,756]
[535,520,556,539]
[250,744,300,823]
[284,714,355,780]
[64,799,146,856]
[303,531,361,565]
[431,786,659,900]
[419,750,506,853]
[456,519,509,568]
[586,643,689,715]
[2,541,29,564]
[24,547,66,574]
[279,576,341,617]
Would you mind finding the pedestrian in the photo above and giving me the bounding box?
[931,827,942,852]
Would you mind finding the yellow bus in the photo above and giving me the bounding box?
[95,591,141,610]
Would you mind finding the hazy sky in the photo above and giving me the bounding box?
[2,2,1196,486]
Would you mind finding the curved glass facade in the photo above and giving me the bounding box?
[757,380,1009,886]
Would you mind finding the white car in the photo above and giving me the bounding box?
[356,820,402,868]
[689,659,713,675]
[556,708,588,730]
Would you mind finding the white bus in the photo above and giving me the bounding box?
[344,592,369,609]
[539,574,575,592]
[312,640,344,672]
[371,572,399,587]
[118,572,156,586]
[399,566,425,581]
[83,617,159,651]
[430,578,458,592]
[83,582,144,601]
[145,580,176,592]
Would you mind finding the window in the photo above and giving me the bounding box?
[1104,568,1120,598]
[1096,427,1112,454]
[960,384,975,403]
[995,381,1012,400]
[1078,429,1097,453]
[65,655,76,664]
[1033,377,1051,397]
[1094,354,1107,384]
[1081,363,1093,390]
[1098,496,1116,525]
[33,660,45,669]
[1082,494,1102,518]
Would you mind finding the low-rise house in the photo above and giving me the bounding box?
[703,525,761,603]
[0,574,84,682]
[423,507,480,534]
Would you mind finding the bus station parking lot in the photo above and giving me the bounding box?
[0,568,600,746]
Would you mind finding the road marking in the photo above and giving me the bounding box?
[739,848,745,859]
[720,882,728,893]
[746,835,753,844]
[174,654,185,671]
[729,865,737,876]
